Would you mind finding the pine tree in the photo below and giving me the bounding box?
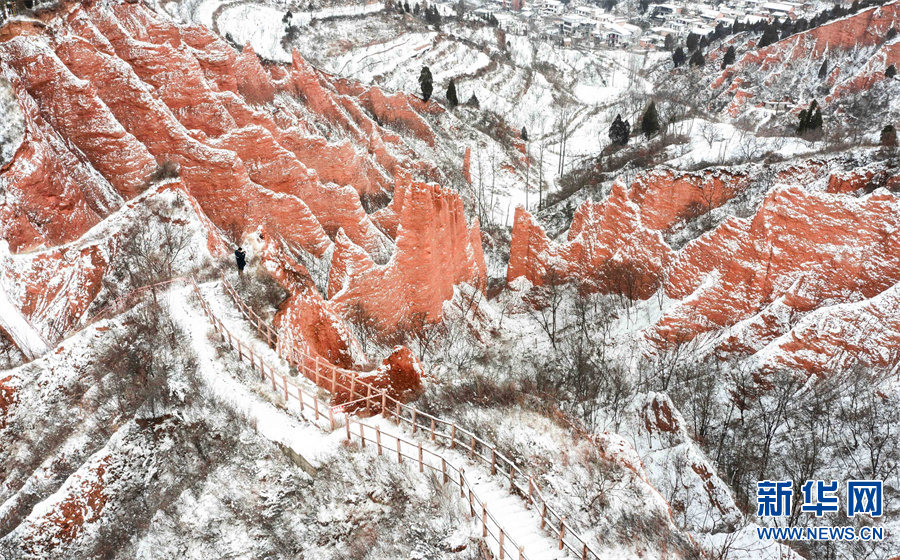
[722,46,736,69]
[664,34,675,51]
[886,64,897,79]
[797,109,809,135]
[672,47,686,68]
[419,66,433,102]
[404,1,410,12]
[881,124,897,147]
[686,32,699,51]
[521,126,529,141]
[466,93,480,108]
[689,49,705,67]
[446,78,458,108]
[818,59,828,79]
[809,107,823,132]
[850,0,860,12]
[758,24,779,48]
[609,114,630,146]
[641,102,660,139]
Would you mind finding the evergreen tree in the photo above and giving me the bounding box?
[664,34,675,51]
[818,59,828,79]
[609,114,630,146]
[850,0,860,12]
[466,93,480,108]
[733,19,743,33]
[521,126,529,141]
[686,32,699,51]
[689,49,705,67]
[672,47,686,67]
[404,0,410,12]
[722,45,736,69]
[641,102,660,138]
[881,124,897,147]
[809,107,823,132]
[797,109,809,135]
[419,66,433,102]
[797,100,820,135]
[446,78,458,108]
[758,24,779,48]
[887,64,897,79]
[888,28,898,41]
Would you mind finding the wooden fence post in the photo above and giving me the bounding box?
[417,442,423,473]
[315,359,321,388]
[582,543,588,560]
[329,406,335,431]
[332,367,337,393]
[345,413,351,442]
[381,391,387,417]
[441,458,448,484]
[236,338,242,360]
[376,425,382,456]
[395,401,401,425]
[314,396,320,420]
[359,423,365,449]
[283,375,288,401]
[559,516,566,550]
[468,488,474,517]
[499,529,505,559]
[491,447,497,475]
[540,503,547,529]
[519,547,524,560]
[469,436,476,460]
[271,368,277,393]
[509,465,515,490]
[396,437,402,464]
[411,407,417,434]
[430,418,435,442]
[366,385,372,413]
[350,374,356,399]
[481,503,488,537]
[298,387,305,412]
[527,477,533,508]
[450,423,456,449]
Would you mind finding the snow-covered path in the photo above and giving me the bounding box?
[0,275,48,361]
[171,285,341,469]
[186,281,572,560]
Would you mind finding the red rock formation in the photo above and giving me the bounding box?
[332,345,424,408]
[713,3,900,116]
[1,182,225,339]
[328,229,375,300]
[0,1,484,377]
[246,226,367,369]
[333,177,487,330]
[507,181,672,298]
[658,186,900,346]
[0,37,156,201]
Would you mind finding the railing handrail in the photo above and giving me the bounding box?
[190,277,535,560]
[217,275,602,560]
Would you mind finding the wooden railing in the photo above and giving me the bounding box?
[218,276,603,560]
[190,278,338,430]
[191,278,534,559]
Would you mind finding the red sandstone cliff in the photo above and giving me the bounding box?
[332,176,487,331]
[507,163,900,374]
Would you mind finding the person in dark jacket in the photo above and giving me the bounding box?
[234,247,246,275]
